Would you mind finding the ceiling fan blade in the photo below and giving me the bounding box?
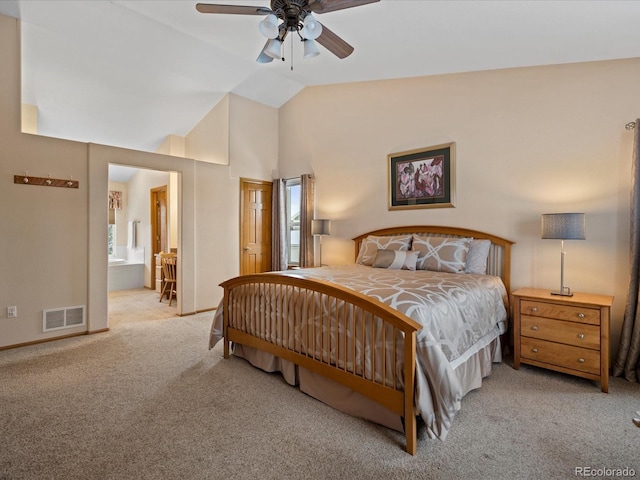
[195,3,272,15]
[315,23,354,59]
[308,0,380,14]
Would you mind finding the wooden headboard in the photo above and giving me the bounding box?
[352,225,515,294]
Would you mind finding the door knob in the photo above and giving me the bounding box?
[243,247,250,251]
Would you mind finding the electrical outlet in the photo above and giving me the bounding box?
[7,306,17,318]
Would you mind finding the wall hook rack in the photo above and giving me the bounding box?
[14,174,79,189]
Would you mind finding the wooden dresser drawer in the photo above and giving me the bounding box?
[512,288,613,392]
[521,337,600,375]
[520,315,600,350]
[520,300,600,325]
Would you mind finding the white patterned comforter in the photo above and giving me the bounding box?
[210,264,508,440]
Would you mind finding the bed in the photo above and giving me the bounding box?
[209,225,514,455]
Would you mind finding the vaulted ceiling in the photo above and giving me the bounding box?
[1,0,640,153]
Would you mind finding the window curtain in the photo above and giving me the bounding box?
[613,119,640,383]
[299,174,315,268]
[271,179,287,271]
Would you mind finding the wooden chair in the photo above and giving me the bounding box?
[159,253,177,306]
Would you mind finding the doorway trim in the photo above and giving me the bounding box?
[88,143,194,332]
[150,185,168,291]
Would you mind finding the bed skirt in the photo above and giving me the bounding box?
[232,335,501,437]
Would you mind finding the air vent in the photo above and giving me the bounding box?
[43,306,86,332]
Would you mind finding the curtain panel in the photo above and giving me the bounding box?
[613,118,640,383]
[271,179,287,271]
[299,174,315,268]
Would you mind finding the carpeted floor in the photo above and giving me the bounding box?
[0,292,638,480]
[108,287,178,327]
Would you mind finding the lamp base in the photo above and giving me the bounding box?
[550,288,573,297]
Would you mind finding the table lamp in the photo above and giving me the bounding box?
[541,213,585,297]
[312,219,331,266]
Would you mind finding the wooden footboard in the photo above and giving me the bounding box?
[221,273,422,455]
[221,225,514,455]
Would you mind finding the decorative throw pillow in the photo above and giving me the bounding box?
[372,249,419,270]
[411,235,471,273]
[356,235,412,266]
[465,239,492,274]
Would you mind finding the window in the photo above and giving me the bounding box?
[285,179,301,266]
[108,224,116,256]
[108,208,116,256]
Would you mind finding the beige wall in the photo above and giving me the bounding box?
[1,17,89,346]
[21,103,37,134]
[279,59,640,359]
[0,14,278,347]
[3,7,637,362]
[186,94,230,165]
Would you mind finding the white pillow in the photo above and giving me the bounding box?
[465,239,491,274]
[372,249,419,270]
[356,235,412,266]
[411,235,471,273]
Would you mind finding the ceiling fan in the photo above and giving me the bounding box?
[196,0,380,63]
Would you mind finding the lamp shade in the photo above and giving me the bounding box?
[256,43,275,64]
[312,219,331,236]
[263,38,282,59]
[303,39,320,59]
[300,13,323,40]
[541,213,585,240]
[259,14,279,39]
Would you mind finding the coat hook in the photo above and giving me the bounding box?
[67,176,74,187]
[46,174,52,186]
[23,171,29,184]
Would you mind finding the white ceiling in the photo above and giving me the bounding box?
[2,0,640,154]
[108,164,140,183]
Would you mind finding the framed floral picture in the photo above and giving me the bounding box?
[388,142,455,210]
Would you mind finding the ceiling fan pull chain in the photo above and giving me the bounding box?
[290,35,294,71]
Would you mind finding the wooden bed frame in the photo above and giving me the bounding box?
[220,226,514,455]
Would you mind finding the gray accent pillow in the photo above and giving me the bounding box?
[411,235,471,273]
[465,239,491,274]
[356,235,412,266]
[372,249,419,270]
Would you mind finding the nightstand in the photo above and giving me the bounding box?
[512,288,614,392]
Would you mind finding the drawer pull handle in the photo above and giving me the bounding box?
[531,307,538,313]
[532,348,538,353]
[578,313,585,319]
[578,333,585,339]
[531,325,539,331]
[578,358,585,363]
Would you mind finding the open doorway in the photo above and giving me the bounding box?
[150,185,168,291]
[108,164,179,327]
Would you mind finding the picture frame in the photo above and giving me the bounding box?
[388,142,455,210]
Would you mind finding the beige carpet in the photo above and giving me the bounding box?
[108,287,178,327]
[1,303,639,480]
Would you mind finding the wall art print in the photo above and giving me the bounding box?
[388,142,455,210]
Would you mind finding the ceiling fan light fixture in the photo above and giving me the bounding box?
[258,13,279,39]
[256,40,275,63]
[300,13,322,40]
[303,39,320,59]
[196,0,372,61]
[263,38,282,59]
